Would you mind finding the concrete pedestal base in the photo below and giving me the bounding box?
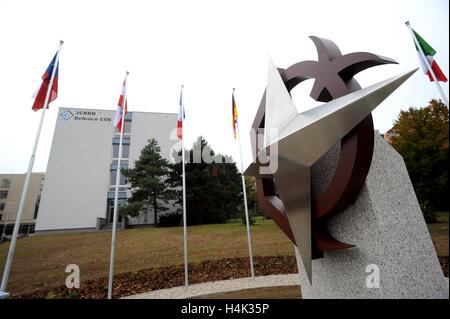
[298,134,448,299]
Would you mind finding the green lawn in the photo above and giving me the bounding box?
[0,220,294,296]
[0,214,447,297]
[427,211,449,257]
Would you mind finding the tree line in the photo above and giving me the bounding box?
[120,136,259,226]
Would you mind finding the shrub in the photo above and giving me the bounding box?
[66,290,78,299]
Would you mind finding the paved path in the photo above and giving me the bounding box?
[122,275,449,299]
[122,274,300,299]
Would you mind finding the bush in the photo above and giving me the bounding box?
[158,212,182,227]
[66,290,78,299]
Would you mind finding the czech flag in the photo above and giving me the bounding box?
[113,75,128,132]
[32,53,59,111]
[232,89,238,139]
[177,85,185,140]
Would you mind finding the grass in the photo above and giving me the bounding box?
[427,211,449,257]
[0,213,447,297]
[0,220,294,296]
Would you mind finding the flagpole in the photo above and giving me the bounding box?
[181,85,189,288]
[0,41,64,298]
[234,88,255,279]
[107,71,129,299]
[406,21,449,107]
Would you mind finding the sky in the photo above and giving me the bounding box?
[0,0,448,174]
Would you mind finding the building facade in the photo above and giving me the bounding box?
[35,107,178,232]
[0,173,45,236]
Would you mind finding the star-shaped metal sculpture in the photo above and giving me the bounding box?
[245,53,416,283]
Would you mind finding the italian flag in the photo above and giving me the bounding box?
[413,30,447,82]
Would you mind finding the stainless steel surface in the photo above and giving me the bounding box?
[264,58,298,148]
[274,158,312,283]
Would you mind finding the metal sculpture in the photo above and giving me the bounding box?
[244,36,417,282]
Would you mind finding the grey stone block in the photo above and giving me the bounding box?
[298,133,448,299]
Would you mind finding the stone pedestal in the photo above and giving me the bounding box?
[298,134,448,299]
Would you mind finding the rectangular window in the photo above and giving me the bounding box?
[112,144,130,158]
[0,214,2,221]
[1,179,11,188]
[111,159,129,166]
[0,191,7,199]
[114,120,132,134]
[0,203,5,211]
[109,170,127,186]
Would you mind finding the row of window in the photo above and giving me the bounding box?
[1,179,11,188]
[110,119,131,189]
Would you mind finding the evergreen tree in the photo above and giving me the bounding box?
[121,139,177,224]
[169,136,242,225]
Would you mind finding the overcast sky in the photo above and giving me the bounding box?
[0,0,448,174]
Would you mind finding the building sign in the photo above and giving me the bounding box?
[60,109,112,122]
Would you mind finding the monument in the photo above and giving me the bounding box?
[244,36,448,298]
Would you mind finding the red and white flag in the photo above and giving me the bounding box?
[113,74,128,132]
[177,85,185,140]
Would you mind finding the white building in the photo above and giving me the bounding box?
[35,107,178,233]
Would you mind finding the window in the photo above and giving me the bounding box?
[114,120,132,134]
[0,214,2,221]
[112,159,129,166]
[1,179,11,188]
[0,203,5,211]
[112,144,130,158]
[0,191,7,199]
[110,170,127,186]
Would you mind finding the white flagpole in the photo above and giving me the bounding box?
[107,71,129,299]
[181,85,189,288]
[234,88,255,279]
[406,21,449,107]
[0,41,64,298]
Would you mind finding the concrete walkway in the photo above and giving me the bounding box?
[122,274,300,299]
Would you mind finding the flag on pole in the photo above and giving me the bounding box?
[32,53,59,111]
[412,29,447,82]
[232,89,238,139]
[113,77,128,131]
[177,86,185,140]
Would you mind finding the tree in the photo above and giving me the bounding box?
[121,139,178,225]
[169,136,242,225]
[390,99,449,221]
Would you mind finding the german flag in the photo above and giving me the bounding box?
[232,88,238,139]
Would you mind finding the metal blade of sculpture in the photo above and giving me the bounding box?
[244,36,417,283]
